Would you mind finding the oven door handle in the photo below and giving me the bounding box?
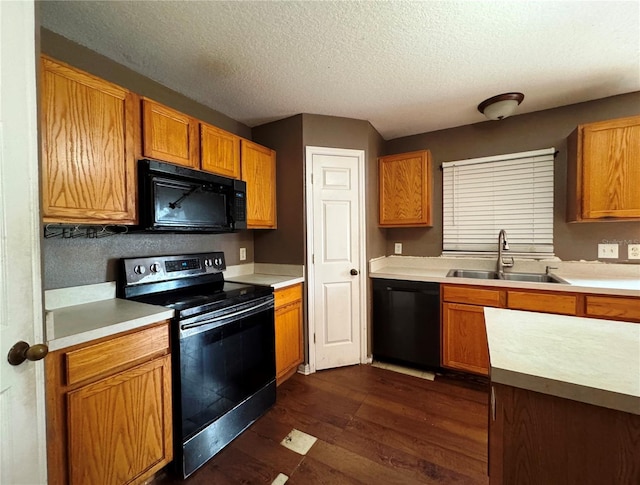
[180,298,273,331]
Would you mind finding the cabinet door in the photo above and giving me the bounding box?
[200,123,241,178]
[379,150,432,226]
[241,139,277,228]
[275,300,303,384]
[142,98,199,169]
[41,56,138,224]
[570,115,640,220]
[507,290,577,316]
[66,355,172,485]
[442,302,489,376]
[585,295,640,322]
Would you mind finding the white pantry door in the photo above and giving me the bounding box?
[306,147,366,372]
[0,1,48,483]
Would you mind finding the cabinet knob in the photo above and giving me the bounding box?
[7,341,49,366]
[350,269,359,276]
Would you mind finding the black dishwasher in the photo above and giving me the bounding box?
[372,278,440,369]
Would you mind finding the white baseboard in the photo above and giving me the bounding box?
[297,363,312,375]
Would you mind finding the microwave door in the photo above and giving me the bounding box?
[154,178,228,230]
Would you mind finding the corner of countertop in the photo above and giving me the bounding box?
[44,281,116,310]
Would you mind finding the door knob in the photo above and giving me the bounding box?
[350,269,359,276]
[7,341,49,366]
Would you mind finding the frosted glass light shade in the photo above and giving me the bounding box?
[478,93,524,120]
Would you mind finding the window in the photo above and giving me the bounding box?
[442,148,555,256]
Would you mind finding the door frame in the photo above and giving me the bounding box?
[304,146,367,374]
[0,0,48,482]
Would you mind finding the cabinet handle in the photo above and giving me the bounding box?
[491,386,496,421]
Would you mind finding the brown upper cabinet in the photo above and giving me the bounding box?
[567,115,640,221]
[142,98,199,169]
[241,139,277,228]
[200,123,241,179]
[40,56,139,225]
[41,56,278,228]
[378,150,433,227]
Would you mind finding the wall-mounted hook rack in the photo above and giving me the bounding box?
[44,224,129,239]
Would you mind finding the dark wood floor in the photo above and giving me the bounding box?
[156,364,490,484]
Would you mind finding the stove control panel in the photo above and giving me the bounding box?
[122,252,226,285]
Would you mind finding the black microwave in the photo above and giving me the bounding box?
[137,159,247,233]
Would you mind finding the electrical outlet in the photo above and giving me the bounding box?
[628,244,640,260]
[597,243,618,259]
[394,242,402,255]
[239,247,247,261]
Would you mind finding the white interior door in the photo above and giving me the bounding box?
[306,147,366,372]
[0,1,48,483]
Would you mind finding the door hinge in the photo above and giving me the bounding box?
[313,333,316,344]
[312,254,314,264]
[311,173,313,184]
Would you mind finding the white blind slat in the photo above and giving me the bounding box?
[442,148,555,255]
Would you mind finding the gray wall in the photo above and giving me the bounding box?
[43,232,253,289]
[384,92,640,262]
[40,28,639,290]
[40,29,257,289]
[301,114,386,263]
[252,115,305,264]
[251,114,386,264]
[252,114,385,358]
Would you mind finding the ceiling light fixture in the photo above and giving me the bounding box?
[477,92,525,121]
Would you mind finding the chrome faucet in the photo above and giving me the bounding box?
[497,229,514,277]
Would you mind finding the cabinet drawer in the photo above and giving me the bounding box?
[274,283,303,308]
[442,285,503,307]
[65,323,169,386]
[585,295,640,322]
[507,291,577,315]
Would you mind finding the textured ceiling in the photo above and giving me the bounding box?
[39,1,640,139]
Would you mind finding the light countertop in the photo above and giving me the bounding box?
[45,282,173,351]
[46,299,174,351]
[369,256,640,296]
[224,262,304,289]
[44,263,305,351]
[226,274,304,289]
[484,308,640,415]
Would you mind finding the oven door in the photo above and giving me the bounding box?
[174,295,275,477]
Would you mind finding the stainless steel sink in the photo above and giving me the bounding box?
[446,269,499,279]
[446,269,567,284]
[502,272,567,283]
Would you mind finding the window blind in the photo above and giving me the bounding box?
[442,148,555,256]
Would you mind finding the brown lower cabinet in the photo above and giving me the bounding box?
[489,383,640,484]
[441,285,504,376]
[274,283,304,385]
[46,321,172,485]
[442,302,491,375]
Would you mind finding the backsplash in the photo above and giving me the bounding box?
[42,231,253,290]
[596,238,640,263]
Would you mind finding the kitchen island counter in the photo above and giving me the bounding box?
[485,308,640,484]
[484,307,639,414]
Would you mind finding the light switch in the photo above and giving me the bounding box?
[394,242,402,255]
[240,247,247,261]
